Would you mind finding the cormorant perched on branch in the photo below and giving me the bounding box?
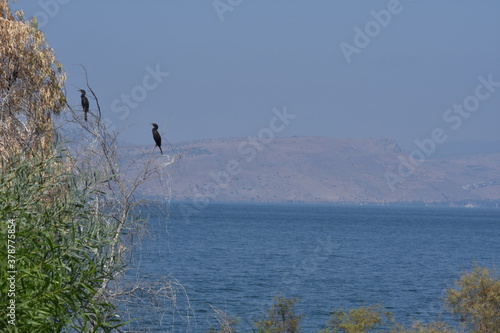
[151,123,163,154]
[79,89,89,122]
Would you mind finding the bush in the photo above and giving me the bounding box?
[255,296,302,333]
[445,266,500,333]
[0,153,123,332]
[389,320,456,333]
[319,304,391,333]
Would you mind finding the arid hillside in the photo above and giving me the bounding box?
[123,136,500,206]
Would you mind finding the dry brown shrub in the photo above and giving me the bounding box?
[0,0,66,159]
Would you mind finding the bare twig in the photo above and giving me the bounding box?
[77,64,102,123]
[60,68,189,330]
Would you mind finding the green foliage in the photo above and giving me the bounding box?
[389,320,456,333]
[316,265,500,333]
[445,265,500,333]
[205,264,500,333]
[255,296,301,333]
[0,153,124,332]
[318,304,391,333]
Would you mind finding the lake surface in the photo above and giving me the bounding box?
[121,203,500,332]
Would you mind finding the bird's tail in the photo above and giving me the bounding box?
[159,146,163,155]
[84,111,88,122]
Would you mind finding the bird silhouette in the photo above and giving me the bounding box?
[151,123,163,154]
[79,89,89,122]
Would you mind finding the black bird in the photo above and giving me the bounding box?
[79,89,89,122]
[151,123,163,154]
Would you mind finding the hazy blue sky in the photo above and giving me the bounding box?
[10,0,500,151]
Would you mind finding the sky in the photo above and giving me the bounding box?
[9,0,500,151]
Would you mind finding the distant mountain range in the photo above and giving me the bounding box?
[123,136,500,207]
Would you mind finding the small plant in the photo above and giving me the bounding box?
[445,265,500,333]
[255,295,301,333]
[319,304,391,333]
[389,320,456,333]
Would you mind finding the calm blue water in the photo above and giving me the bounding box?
[121,204,500,332]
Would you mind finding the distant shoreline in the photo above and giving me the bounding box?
[118,137,500,206]
[163,199,500,209]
